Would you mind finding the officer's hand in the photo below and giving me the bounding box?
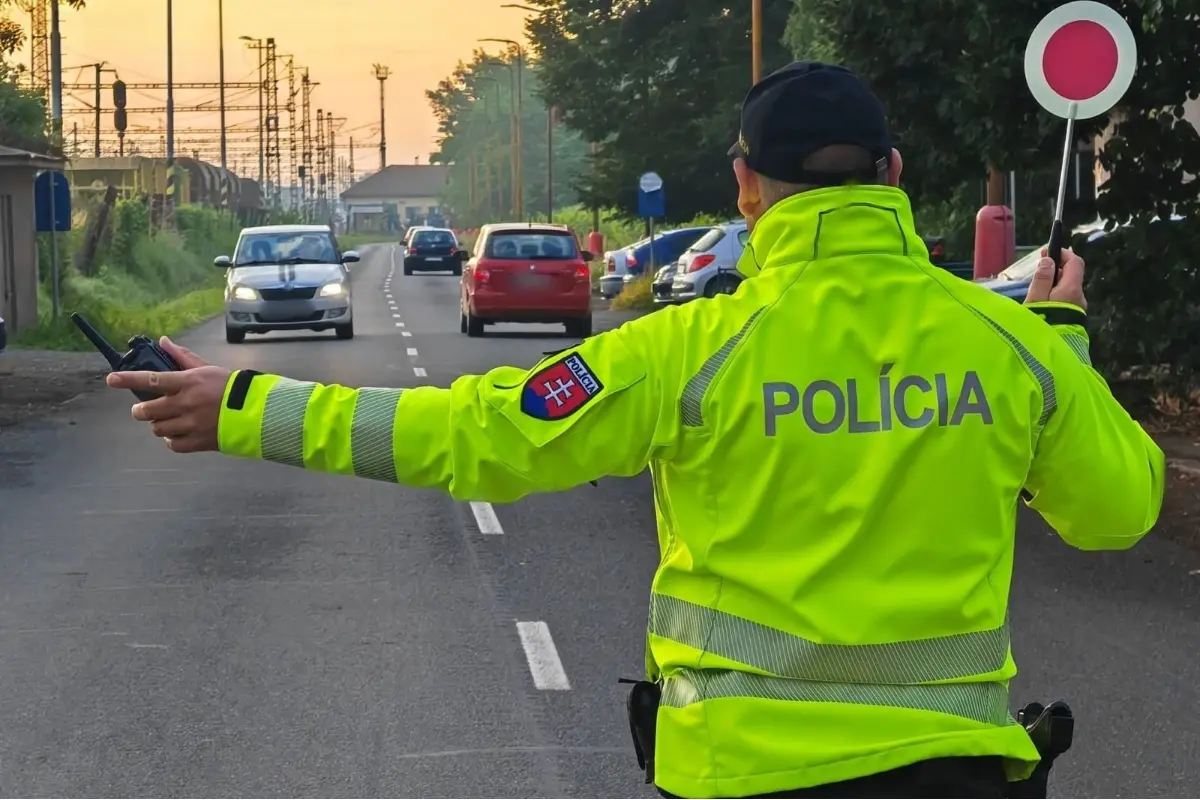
[106,337,231,453]
[1024,247,1087,310]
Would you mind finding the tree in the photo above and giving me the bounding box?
[0,0,89,154]
[426,48,590,226]
[787,0,1200,393]
[522,0,794,222]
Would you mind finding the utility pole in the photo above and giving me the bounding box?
[547,106,554,222]
[93,62,102,156]
[300,70,315,220]
[372,64,390,170]
[218,0,227,169]
[240,36,265,183]
[480,39,524,219]
[165,0,176,228]
[285,56,298,209]
[315,106,326,215]
[347,137,355,185]
[49,0,62,136]
[264,38,281,207]
[751,0,762,83]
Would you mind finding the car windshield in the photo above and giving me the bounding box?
[688,227,726,253]
[414,230,456,246]
[487,232,578,260]
[236,231,336,265]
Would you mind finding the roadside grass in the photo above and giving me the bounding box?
[14,203,236,352]
[612,274,655,311]
[16,287,224,351]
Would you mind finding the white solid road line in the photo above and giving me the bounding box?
[470,501,504,534]
[515,621,571,691]
[413,367,427,377]
[407,347,418,356]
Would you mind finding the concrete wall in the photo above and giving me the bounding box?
[0,168,40,334]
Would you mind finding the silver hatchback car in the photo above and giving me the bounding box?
[216,224,359,344]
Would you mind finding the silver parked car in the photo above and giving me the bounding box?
[216,224,359,344]
[671,221,749,301]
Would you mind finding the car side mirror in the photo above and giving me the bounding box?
[581,250,594,262]
[214,255,231,268]
[341,250,360,264]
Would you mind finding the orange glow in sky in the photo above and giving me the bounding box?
[23,0,528,176]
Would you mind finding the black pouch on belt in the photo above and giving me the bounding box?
[618,678,662,784]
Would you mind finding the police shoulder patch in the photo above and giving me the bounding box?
[520,352,605,420]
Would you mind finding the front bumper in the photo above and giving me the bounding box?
[671,275,700,301]
[226,295,353,331]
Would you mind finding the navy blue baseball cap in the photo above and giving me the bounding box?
[728,61,895,186]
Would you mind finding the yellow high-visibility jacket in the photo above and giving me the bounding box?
[217,185,1165,798]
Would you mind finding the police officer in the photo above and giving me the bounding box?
[109,61,1164,798]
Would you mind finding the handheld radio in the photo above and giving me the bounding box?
[71,312,182,402]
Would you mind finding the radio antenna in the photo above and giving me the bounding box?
[70,313,123,369]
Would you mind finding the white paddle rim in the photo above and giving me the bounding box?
[1024,0,1137,120]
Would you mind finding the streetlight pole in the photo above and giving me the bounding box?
[372,64,391,170]
[480,38,525,220]
[218,0,227,169]
[499,4,558,222]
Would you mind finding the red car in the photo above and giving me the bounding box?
[460,224,595,338]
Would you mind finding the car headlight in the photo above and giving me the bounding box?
[318,281,347,297]
[232,285,258,301]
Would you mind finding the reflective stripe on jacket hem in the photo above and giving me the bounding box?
[649,593,1010,685]
[660,667,1012,726]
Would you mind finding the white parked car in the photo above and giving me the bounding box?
[599,239,646,299]
[671,221,749,301]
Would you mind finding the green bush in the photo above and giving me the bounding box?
[612,274,656,311]
[16,202,237,351]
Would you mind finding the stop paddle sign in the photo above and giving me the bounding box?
[1024,0,1137,120]
[1022,1,1137,273]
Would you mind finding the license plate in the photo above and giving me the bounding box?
[515,274,551,289]
[426,256,442,261]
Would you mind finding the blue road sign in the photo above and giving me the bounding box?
[638,171,665,219]
[35,170,71,232]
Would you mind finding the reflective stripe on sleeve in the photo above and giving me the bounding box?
[350,387,404,482]
[649,593,1009,685]
[659,667,1012,726]
[261,378,317,468]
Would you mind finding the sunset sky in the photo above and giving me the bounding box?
[17,0,528,176]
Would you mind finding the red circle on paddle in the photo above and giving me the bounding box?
[1041,19,1119,101]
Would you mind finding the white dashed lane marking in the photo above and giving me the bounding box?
[395,322,404,327]
[413,367,427,377]
[402,331,412,337]
[470,501,503,534]
[407,347,418,357]
[515,621,571,691]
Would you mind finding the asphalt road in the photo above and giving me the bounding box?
[1,242,1198,798]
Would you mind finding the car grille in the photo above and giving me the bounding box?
[259,286,317,301]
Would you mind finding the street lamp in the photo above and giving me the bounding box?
[240,35,265,183]
[480,37,525,221]
[498,4,557,222]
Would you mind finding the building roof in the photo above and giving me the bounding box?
[340,164,449,200]
[0,145,64,170]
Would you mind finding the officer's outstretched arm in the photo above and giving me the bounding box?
[216,315,682,503]
[1023,303,1165,550]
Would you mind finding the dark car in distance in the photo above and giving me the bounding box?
[404,228,464,276]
